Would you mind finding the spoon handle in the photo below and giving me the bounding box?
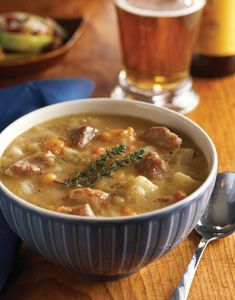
[171,238,210,300]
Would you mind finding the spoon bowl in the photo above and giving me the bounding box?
[196,172,235,239]
[172,172,235,300]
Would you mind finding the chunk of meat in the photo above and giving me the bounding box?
[144,126,182,149]
[138,151,167,179]
[69,126,98,148]
[57,203,95,217]
[5,151,55,177]
[69,187,109,206]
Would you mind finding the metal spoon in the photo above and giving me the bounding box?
[172,172,235,300]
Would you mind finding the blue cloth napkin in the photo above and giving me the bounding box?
[0,78,95,290]
[0,78,95,132]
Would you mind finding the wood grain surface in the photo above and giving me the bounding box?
[0,1,235,299]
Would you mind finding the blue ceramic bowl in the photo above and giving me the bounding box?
[0,99,218,280]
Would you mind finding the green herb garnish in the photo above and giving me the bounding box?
[64,144,144,188]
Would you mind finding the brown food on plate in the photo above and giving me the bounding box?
[0,11,67,54]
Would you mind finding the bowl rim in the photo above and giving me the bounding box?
[0,98,218,222]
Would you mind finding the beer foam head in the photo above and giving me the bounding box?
[115,0,206,17]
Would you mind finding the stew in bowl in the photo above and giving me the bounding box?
[0,113,208,217]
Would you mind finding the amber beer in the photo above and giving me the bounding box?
[115,0,205,92]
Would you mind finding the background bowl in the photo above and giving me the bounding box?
[0,16,84,78]
[0,99,218,280]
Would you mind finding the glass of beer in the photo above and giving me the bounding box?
[112,0,206,114]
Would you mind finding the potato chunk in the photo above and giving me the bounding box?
[171,148,194,164]
[8,145,24,158]
[126,175,158,201]
[171,172,201,194]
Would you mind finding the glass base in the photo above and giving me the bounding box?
[111,76,199,115]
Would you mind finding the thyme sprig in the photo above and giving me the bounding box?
[64,144,144,188]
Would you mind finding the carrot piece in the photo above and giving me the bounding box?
[99,131,112,142]
[42,138,65,154]
[121,206,137,216]
[128,145,136,152]
[92,147,105,155]
[41,173,57,185]
[174,191,187,201]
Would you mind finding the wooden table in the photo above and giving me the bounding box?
[0,1,235,299]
